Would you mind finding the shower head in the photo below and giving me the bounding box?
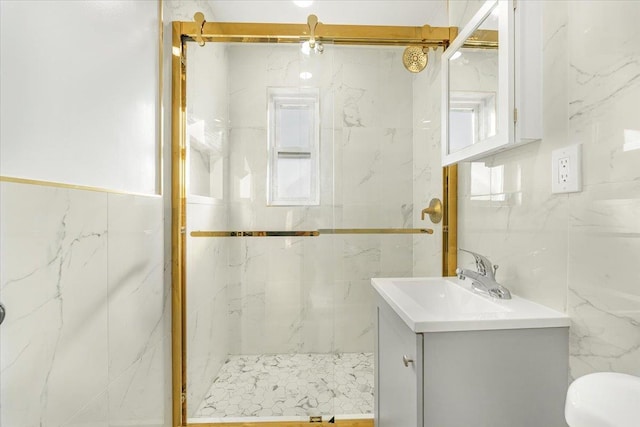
[403,46,428,73]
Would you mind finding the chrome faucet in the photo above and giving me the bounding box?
[455,249,511,299]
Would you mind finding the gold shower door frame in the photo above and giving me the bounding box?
[171,17,458,427]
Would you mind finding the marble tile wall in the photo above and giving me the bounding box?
[452,0,640,379]
[0,1,171,426]
[184,35,232,416]
[412,48,445,277]
[186,202,231,416]
[0,182,167,427]
[565,0,640,378]
[224,44,418,356]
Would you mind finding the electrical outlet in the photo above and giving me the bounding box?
[552,144,582,193]
[559,157,569,182]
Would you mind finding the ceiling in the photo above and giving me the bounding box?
[206,0,449,27]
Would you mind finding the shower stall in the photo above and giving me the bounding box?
[171,15,457,426]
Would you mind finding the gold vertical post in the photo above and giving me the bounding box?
[171,21,187,427]
[442,165,458,276]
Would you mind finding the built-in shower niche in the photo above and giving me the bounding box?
[187,119,227,201]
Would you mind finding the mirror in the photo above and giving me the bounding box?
[443,0,508,165]
[448,12,499,154]
[442,0,542,166]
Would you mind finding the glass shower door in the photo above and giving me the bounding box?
[184,39,338,423]
[181,33,447,426]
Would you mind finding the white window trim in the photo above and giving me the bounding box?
[267,87,320,206]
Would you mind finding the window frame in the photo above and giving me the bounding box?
[266,87,320,206]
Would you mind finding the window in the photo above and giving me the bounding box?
[449,91,496,153]
[267,88,320,205]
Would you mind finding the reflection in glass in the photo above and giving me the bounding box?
[470,162,505,202]
[447,3,499,154]
[623,129,640,152]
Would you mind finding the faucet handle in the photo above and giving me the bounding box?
[455,268,465,280]
[459,249,494,277]
[492,264,499,277]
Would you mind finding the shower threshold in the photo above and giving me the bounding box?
[191,352,374,422]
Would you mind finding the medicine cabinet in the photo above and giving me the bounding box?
[442,0,542,166]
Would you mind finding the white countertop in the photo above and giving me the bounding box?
[372,277,570,333]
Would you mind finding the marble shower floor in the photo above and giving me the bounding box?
[194,352,374,419]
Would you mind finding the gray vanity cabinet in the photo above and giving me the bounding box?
[375,296,423,426]
[375,293,569,427]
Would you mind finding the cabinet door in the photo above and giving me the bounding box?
[375,301,423,427]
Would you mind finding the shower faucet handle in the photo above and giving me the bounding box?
[420,198,443,223]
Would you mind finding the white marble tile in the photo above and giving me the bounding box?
[228,45,269,129]
[568,1,640,187]
[186,42,230,201]
[108,338,167,427]
[333,281,375,354]
[564,0,640,379]
[163,0,216,22]
[457,151,570,311]
[60,391,108,427]
[0,182,109,427]
[227,127,268,211]
[336,47,380,128]
[265,44,303,87]
[567,180,640,378]
[300,280,335,353]
[448,0,486,29]
[186,202,230,414]
[107,194,165,381]
[412,48,444,277]
[187,289,230,416]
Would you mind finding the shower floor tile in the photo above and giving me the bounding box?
[194,352,374,419]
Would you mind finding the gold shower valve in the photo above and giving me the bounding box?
[421,198,443,224]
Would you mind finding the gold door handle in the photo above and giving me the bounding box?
[421,198,443,224]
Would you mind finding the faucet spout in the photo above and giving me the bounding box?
[456,249,511,299]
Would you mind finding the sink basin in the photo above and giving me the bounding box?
[371,277,569,332]
[565,372,640,427]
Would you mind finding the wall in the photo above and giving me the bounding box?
[452,0,640,379]
[565,0,640,378]
[184,41,232,415]
[412,47,444,277]
[224,43,416,357]
[0,1,169,427]
[0,1,159,195]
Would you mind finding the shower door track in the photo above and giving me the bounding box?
[172,13,459,427]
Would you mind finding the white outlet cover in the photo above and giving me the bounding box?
[552,143,582,193]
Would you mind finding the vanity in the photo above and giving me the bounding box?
[372,277,570,427]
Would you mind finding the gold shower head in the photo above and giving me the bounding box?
[403,46,428,73]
